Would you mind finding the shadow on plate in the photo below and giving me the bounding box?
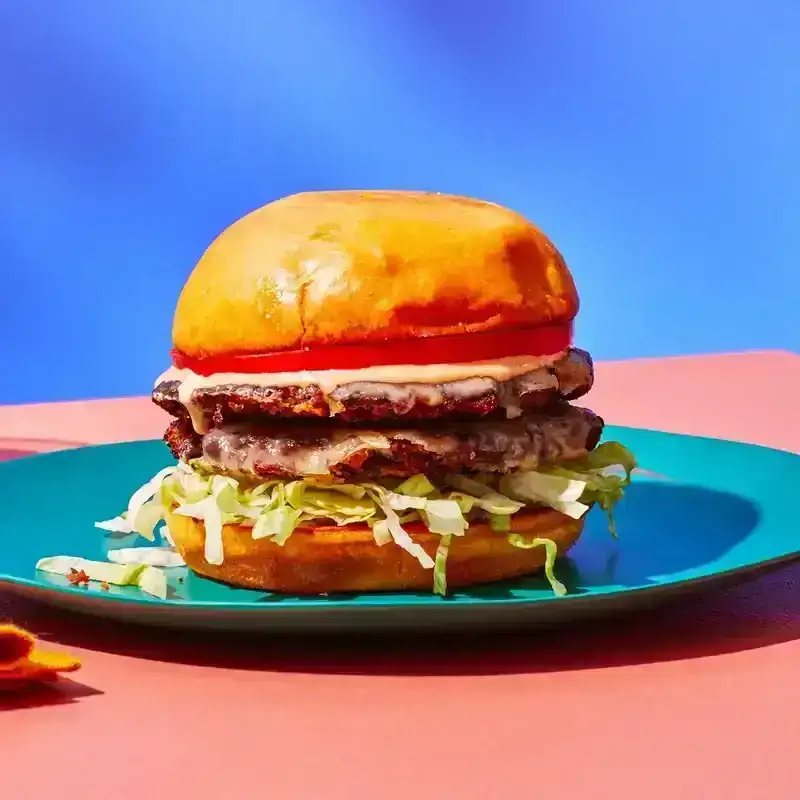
[4,479,799,677]
[543,479,761,593]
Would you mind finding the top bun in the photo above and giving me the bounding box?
[172,190,578,358]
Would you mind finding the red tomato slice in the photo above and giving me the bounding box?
[171,323,572,376]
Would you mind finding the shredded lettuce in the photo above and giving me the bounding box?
[96,466,179,538]
[137,566,169,599]
[253,507,303,544]
[385,491,427,511]
[561,441,637,481]
[446,475,525,514]
[371,519,393,546]
[172,475,235,565]
[160,523,176,547]
[367,487,435,568]
[95,515,134,535]
[448,492,477,513]
[475,492,526,515]
[499,471,590,519]
[107,547,185,568]
[445,474,494,496]
[395,474,436,497]
[126,466,180,540]
[35,556,169,599]
[507,535,567,596]
[36,556,144,586]
[423,499,468,535]
[94,442,636,596]
[489,513,511,532]
[433,534,453,596]
[538,441,637,538]
[324,483,368,499]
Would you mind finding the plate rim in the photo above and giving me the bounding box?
[2,548,799,617]
[1,425,798,614]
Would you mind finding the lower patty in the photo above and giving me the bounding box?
[164,404,604,481]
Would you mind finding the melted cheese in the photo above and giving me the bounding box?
[206,426,393,476]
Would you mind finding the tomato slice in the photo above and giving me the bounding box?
[171,322,572,376]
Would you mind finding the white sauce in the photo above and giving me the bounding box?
[157,352,564,434]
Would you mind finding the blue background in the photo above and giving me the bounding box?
[1,1,797,404]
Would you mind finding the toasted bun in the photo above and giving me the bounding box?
[165,509,583,594]
[173,190,578,358]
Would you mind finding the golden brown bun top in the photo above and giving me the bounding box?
[172,190,578,357]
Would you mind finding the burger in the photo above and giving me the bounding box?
[97,190,636,596]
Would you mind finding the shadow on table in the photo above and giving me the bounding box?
[0,449,35,461]
[7,563,800,678]
[0,678,102,712]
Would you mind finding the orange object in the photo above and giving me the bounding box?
[0,624,80,688]
[66,568,90,586]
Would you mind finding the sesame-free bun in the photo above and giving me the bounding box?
[165,508,583,594]
[172,191,578,358]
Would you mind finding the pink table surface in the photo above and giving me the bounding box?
[2,351,800,800]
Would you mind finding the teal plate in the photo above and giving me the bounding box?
[0,426,797,632]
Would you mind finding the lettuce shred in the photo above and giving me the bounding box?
[35,556,169,599]
[95,441,637,597]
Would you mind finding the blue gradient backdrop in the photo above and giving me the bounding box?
[0,1,797,403]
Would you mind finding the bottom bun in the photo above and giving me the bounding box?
[166,509,584,594]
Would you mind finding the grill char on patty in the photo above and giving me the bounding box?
[163,404,604,481]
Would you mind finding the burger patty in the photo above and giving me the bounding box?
[164,404,603,481]
[152,348,593,424]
